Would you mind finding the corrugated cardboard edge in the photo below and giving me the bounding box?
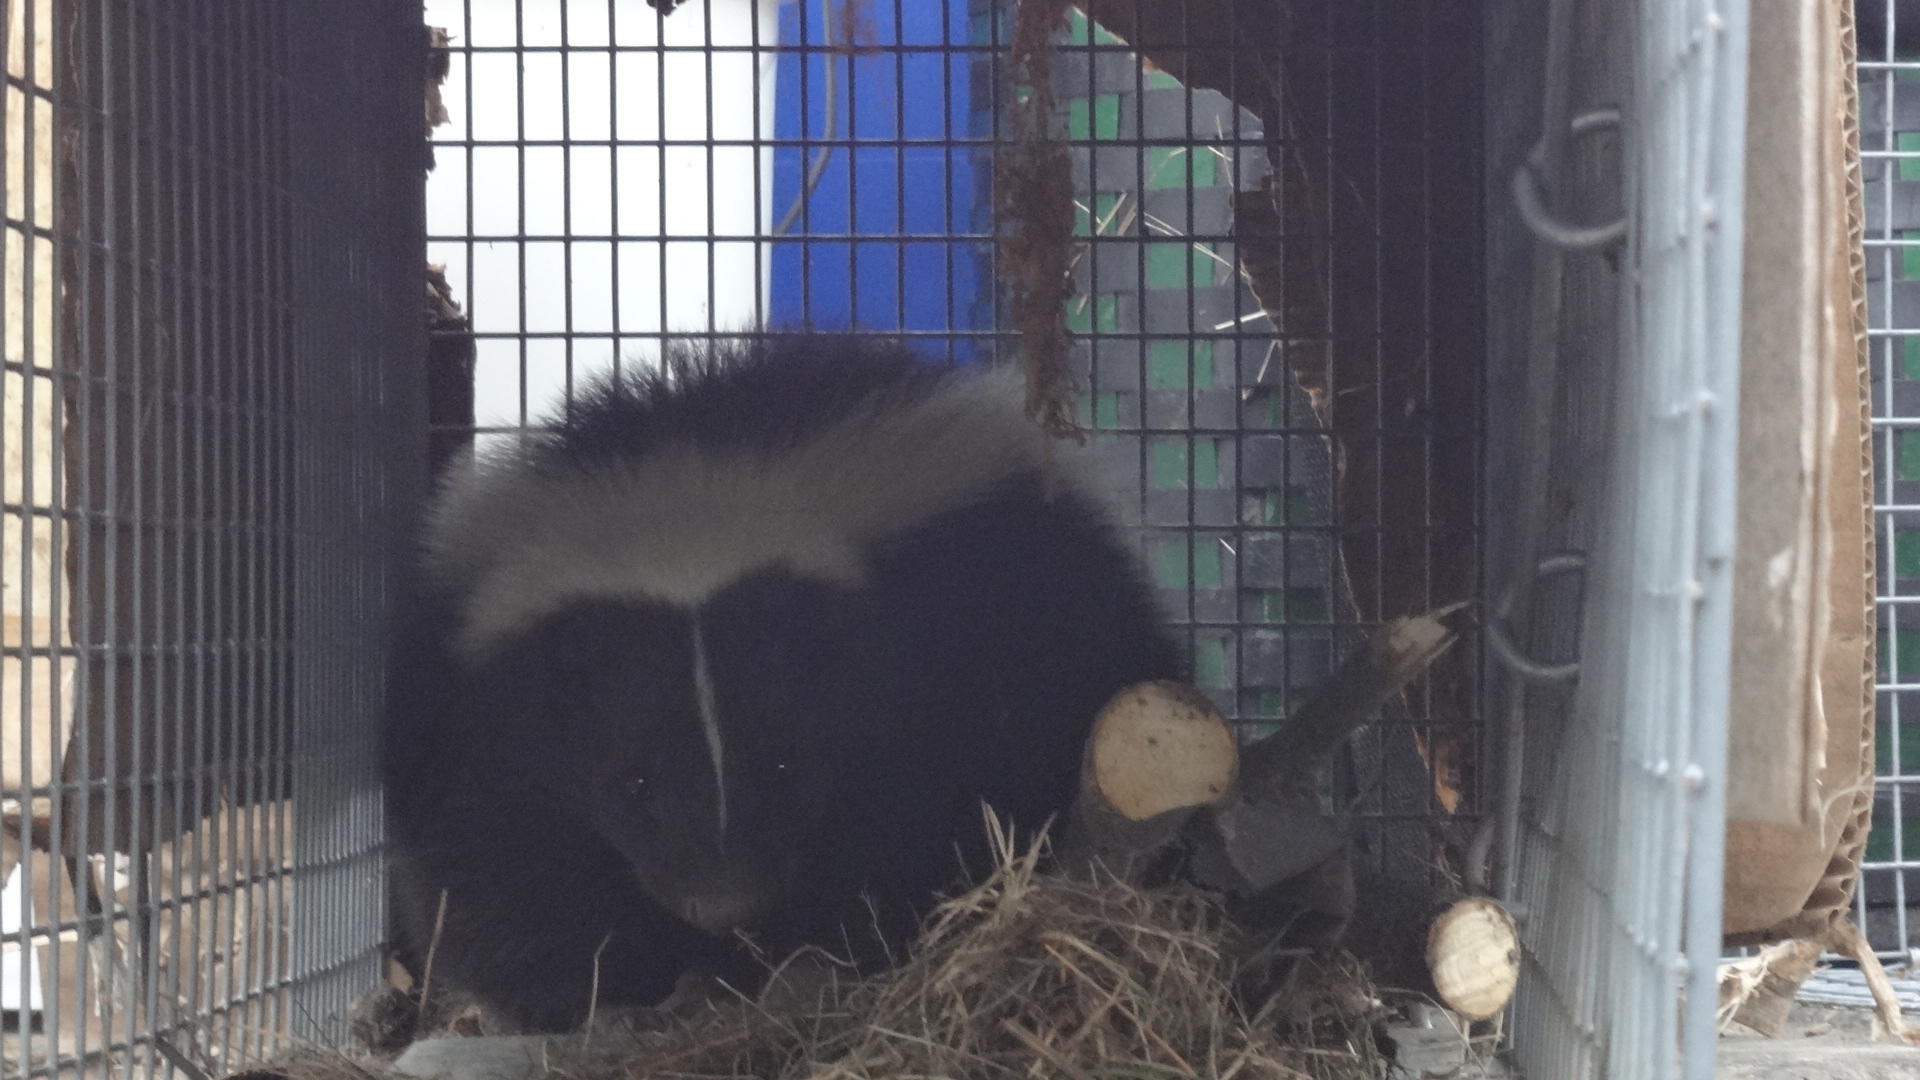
[1722,0,1877,942]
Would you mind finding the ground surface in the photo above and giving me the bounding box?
[1382,1016,1510,1078]
[1383,1001,1920,1078]
[1717,1003,1920,1079]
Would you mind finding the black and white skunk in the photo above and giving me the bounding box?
[384,335,1182,1033]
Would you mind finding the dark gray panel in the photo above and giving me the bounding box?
[1239,532,1333,589]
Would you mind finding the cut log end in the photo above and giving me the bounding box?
[1088,681,1238,823]
[1061,681,1240,867]
[1425,897,1520,1021]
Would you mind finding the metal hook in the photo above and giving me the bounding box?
[1484,552,1587,683]
[1465,815,1499,893]
[1512,108,1627,251]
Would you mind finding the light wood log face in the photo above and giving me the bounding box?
[1087,682,1239,824]
[1425,898,1520,1021]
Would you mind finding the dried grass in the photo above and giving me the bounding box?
[536,814,1384,1080]
[268,814,1383,1080]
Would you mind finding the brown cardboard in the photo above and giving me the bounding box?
[1721,0,1876,941]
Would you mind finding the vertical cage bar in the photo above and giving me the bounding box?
[1860,0,1920,968]
[0,2,423,1070]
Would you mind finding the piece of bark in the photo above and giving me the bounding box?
[1188,792,1347,894]
[1187,607,1466,998]
[1240,604,1465,791]
[1193,606,1466,895]
[1425,898,1520,1021]
[426,264,476,479]
[1225,846,1356,1006]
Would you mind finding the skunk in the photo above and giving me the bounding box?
[384,335,1181,1032]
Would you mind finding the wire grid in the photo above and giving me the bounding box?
[1496,1,1744,1077]
[1858,0,1920,962]
[1484,1,1629,1074]
[422,0,1483,894]
[422,0,990,442]
[1048,0,1483,890]
[1038,6,1322,726]
[0,1,423,1076]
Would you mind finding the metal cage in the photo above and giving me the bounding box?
[1485,0,1745,1076]
[0,0,1793,1076]
[1861,0,1920,964]
[0,0,424,1074]
[420,0,1485,984]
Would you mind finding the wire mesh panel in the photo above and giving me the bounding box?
[1483,1,1630,1073]
[1035,6,1306,718]
[0,1,424,1075]
[281,3,430,1046]
[422,1,1485,976]
[1038,1,1485,953]
[1859,0,1920,961]
[422,0,1000,445]
[1489,0,1746,1076]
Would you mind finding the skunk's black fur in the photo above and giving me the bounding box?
[385,335,1181,1032]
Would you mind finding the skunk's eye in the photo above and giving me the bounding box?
[623,776,651,801]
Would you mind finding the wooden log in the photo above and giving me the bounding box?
[1061,681,1237,869]
[1425,897,1520,1021]
[1238,603,1465,794]
[1193,606,1468,996]
[1191,605,1467,895]
[1062,605,1463,925]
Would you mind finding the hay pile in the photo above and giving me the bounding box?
[287,818,1386,1080]
[527,819,1384,1080]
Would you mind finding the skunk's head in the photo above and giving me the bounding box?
[420,338,1070,934]
[517,579,873,934]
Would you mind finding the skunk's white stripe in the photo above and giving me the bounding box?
[690,613,726,836]
[427,367,1113,658]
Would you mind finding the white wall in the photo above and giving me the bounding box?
[1,863,42,1012]
[424,0,781,432]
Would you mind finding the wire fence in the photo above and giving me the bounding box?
[4,0,1497,1072]
[1486,0,1745,1076]
[0,1,424,1076]
[421,0,1483,922]
[1859,0,1920,963]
